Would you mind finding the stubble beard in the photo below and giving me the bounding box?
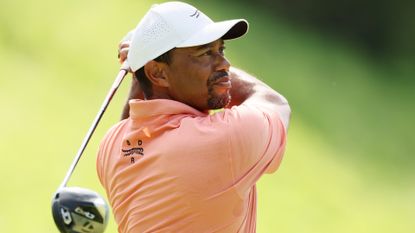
[207,88,231,109]
[206,71,231,109]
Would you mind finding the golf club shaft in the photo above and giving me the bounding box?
[59,66,129,189]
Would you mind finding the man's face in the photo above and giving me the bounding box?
[164,39,231,111]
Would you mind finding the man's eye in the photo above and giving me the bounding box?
[219,47,226,55]
[200,50,212,56]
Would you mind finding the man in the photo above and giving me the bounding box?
[97,2,291,232]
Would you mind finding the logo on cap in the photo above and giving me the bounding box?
[190,10,200,18]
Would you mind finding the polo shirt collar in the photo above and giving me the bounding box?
[129,99,206,119]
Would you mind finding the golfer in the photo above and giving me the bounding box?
[97,2,291,232]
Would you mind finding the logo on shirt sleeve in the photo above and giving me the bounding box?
[122,139,144,164]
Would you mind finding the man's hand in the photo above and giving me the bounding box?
[118,41,130,65]
[118,30,134,71]
[118,31,145,120]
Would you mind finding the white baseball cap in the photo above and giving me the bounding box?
[127,1,249,72]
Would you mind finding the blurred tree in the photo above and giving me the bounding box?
[234,0,415,62]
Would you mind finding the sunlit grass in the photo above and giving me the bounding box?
[258,118,415,232]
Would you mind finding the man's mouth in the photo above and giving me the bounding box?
[213,76,232,88]
[210,71,231,89]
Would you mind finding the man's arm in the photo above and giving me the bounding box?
[228,67,291,130]
[118,38,144,120]
[120,67,291,128]
[117,39,290,125]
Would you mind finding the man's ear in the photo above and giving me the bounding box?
[143,61,169,88]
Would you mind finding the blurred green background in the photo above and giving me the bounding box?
[1,0,414,232]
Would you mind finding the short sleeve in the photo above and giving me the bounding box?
[214,104,287,195]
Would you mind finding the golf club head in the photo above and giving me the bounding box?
[52,187,109,233]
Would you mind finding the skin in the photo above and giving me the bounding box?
[163,39,231,110]
[118,39,291,130]
[140,39,231,111]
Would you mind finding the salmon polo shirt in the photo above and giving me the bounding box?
[97,99,287,233]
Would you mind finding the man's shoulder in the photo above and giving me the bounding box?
[100,120,129,144]
[174,104,269,137]
[205,104,268,124]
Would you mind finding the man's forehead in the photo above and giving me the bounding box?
[196,40,225,49]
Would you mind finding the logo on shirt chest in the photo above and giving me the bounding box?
[122,139,145,164]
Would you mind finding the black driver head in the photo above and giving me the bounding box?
[52,187,109,233]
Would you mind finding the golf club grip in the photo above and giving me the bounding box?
[59,68,129,189]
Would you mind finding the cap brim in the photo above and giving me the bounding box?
[176,19,248,48]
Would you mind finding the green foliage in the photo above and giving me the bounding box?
[227,0,415,63]
[0,0,413,232]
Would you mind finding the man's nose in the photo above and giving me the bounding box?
[215,54,230,71]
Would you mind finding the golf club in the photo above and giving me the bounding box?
[51,62,130,233]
